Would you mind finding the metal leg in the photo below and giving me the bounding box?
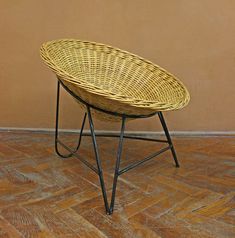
[55,81,86,158]
[54,80,181,214]
[86,106,110,214]
[86,111,126,214]
[158,112,180,167]
[109,116,126,214]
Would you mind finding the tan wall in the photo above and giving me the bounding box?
[1,0,235,131]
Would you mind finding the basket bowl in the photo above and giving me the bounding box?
[40,39,190,120]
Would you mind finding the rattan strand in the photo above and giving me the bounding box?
[40,39,190,120]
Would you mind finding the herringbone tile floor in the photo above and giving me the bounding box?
[0,131,234,237]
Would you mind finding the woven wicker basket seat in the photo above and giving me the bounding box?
[40,39,190,119]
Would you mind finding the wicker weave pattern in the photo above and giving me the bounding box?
[40,39,190,117]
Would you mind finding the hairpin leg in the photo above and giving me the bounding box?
[55,80,86,158]
[109,116,126,214]
[86,106,110,214]
[85,108,126,214]
[158,112,180,167]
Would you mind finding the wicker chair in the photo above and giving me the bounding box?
[40,39,190,214]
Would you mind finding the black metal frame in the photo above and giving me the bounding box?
[55,79,179,215]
